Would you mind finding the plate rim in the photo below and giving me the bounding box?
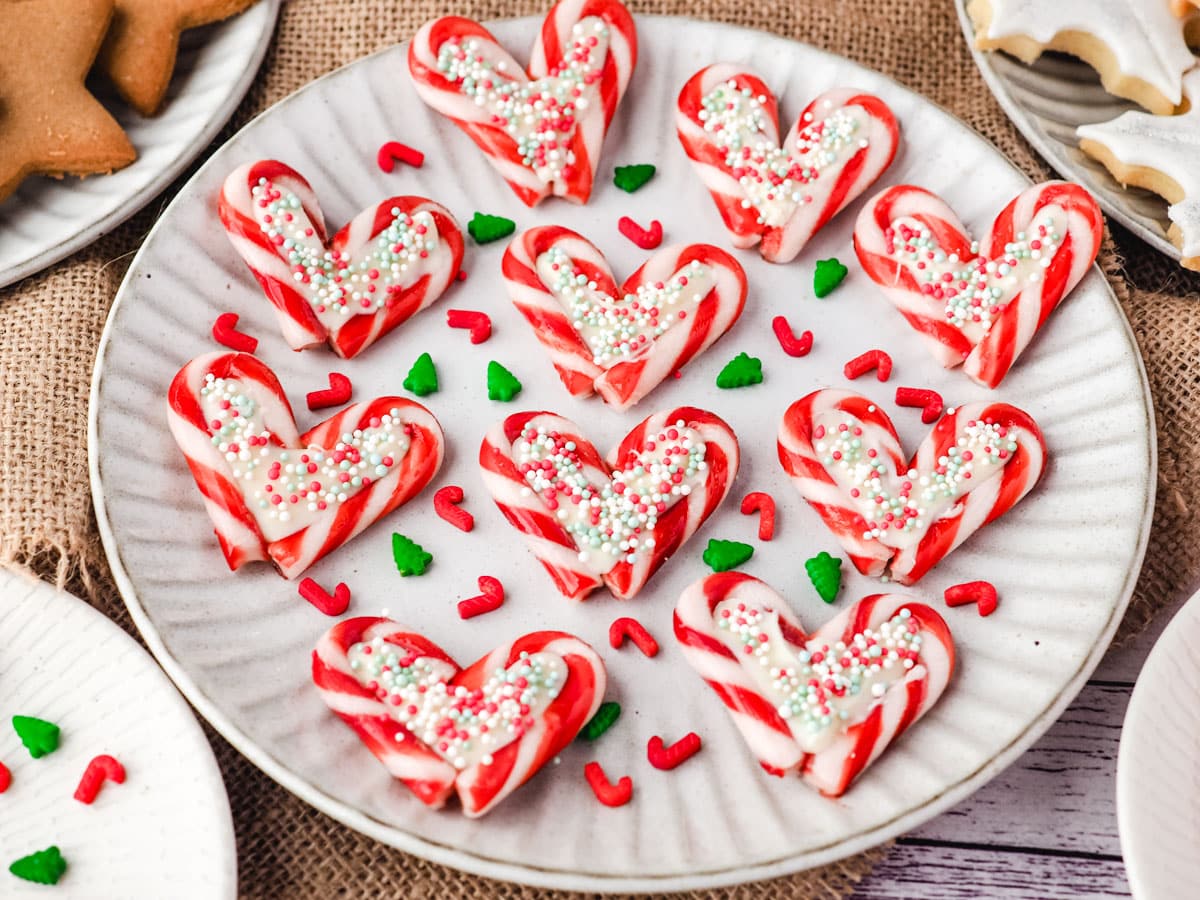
[0,563,238,899]
[88,13,1158,892]
[0,0,283,291]
[952,0,1182,264]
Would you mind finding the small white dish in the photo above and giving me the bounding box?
[0,566,236,899]
[0,0,281,289]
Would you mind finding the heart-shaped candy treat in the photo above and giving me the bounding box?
[853,181,1103,388]
[502,226,748,410]
[676,64,899,263]
[167,352,444,579]
[674,572,954,796]
[480,406,740,600]
[313,617,605,817]
[408,0,637,207]
[219,160,464,359]
[777,389,1046,585]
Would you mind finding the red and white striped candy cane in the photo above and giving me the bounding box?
[853,181,1102,388]
[167,352,445,579]
[219,160,464,359]
[501,225,748,410]
[408,0,637,207]
[777,389,906,578]
[677,64,898,263]
[453,631,605,817]
[888,401,1046,585]
[674,572,955,796]
[479,406,740,601]
[311,617,461,809]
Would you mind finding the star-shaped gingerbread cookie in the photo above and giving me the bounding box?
[0,0,136,203]
[99,0,261,116]
[1079,69,1200,271]
[968,0,1195,114]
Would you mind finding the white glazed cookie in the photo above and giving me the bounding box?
[967,0,1196,114]
[1078,69,1200,271]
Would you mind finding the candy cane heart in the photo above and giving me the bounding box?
[167,352,445,579]
[853,180,1102,388]
[502,225,748,410]
[674,572,954,796]
[777,388,1046,585]
[676,63,899,263]
[219,159,464,359]
[479,406,740,601]
[313,618,606,816]
[408,0,637,207]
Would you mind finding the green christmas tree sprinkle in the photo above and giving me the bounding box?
[486,361,522,402]
[9,846,67,885]
[392,533,432,576]
[613,164,656,193]
[12,716,59,759]
[813,258,849,298]
[805,551,843,603]
[715,352,763,389]
[467,212,516,244]
[578,701,621,741]
[703,539,754,573]
[403,352,439,397]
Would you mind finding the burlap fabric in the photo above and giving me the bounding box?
[2,0,1196,896]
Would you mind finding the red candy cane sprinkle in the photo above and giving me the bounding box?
[584,761,633,807]
[771,316,813,358]
[457,576,505,620]
[211,312,258,354]
[608,617,659,658]
[0,761,10,794]
[298,578,352,616]
[843,349,893,382]
[647,733,702,770]
[944,581,999,617]
[618,216,663,250]
[446,309,492,344]
[434,485,475,532]
[73,754,126,804]
[376,141,425,172]
[895,386,945,424]
[740,491,776,541]
[306,372,352,411]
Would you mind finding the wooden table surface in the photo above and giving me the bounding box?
[849,587,1195,899]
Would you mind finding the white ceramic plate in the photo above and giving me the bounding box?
[954,0,1181,263]
[0,566,235,899]
[1118,589,1200,899]
[0,0,280,290]
[89,15,1155,892]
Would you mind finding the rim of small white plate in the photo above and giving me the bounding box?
[0,563,238,898]
[1117,588,1200,899]
[0,0,281,290]
[952,0,1180,264]
[88,15,1157,892]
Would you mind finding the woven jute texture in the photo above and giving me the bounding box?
[2,0,1197,896]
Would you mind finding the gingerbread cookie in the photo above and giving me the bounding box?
[501,226,748,409]
[967,0,1195,115]
[676,64,899,263]
[408,0,638,207]
[312,617,605,817]
[777,390,1047,584]
[1079,70,1200,271]
[480,407,739,600]
[166,352,445,579]
[99,0,260,116]
[0,0,136,202]
[675,572,954,796]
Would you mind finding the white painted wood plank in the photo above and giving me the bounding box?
[851,844,1129,899]
[910,683,1129,856]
